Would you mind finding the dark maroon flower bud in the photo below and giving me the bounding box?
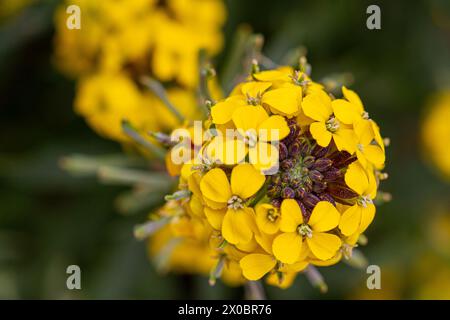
[281,187,296,199]
[287,125,298,140]
[279,142,288,161]
[281,159,294,170]
[267,185,282,198]
[288,141,301,156]
[311,145,329,158]
[309,169,323,182]
[282,172,291,183]
[303,193,320,208]
[319,193,336,205]
[327,183,358,200]
[312,181,327,193]
[330,151,357,168]
[271,198,282,208]
[303,178,313,191]
[299,141,310,157]
[312,158,333,172]
[302,156,315,168]
[295,187,306,199]
[323,167,342,182]
[295,200,309,219]
[270,175,282,186]
[290,178,302,189]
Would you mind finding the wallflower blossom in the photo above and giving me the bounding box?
[121,57,389,290]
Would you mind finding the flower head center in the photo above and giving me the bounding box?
[246,93,262,106]
[326,116,340,133]
[267,209,279,222]
[356,195,372,208]
[227,195,244,210]
[297,223,313,238]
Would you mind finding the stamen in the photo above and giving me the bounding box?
[297,223,313,238]
[227,195,244,210]
[325,116,340,133]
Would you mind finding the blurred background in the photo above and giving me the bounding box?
[1,0,450,299]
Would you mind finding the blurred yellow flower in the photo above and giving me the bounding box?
[422,91,450,179]
[54,0,226,141]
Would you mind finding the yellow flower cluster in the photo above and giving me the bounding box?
[54,0,226,141]
[422,91,450,180]
[150,65,388,288]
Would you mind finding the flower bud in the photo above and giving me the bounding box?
[312,158,333,172]
[279,142,288,160]
[327,183,358,200]
[309,169,323,182]
[303,192,320,208]
[282,187,296,199]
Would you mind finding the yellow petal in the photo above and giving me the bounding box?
[344,162,369,195]
[342,86,364,114]
[308,201,340,232]
[205,136,248,165]
[332,99,360,124]
[236,237,259,252]
[262,87,300,116]
[222,208,254,244]
[232,105,268,132]
[355,119,375,145]
[240,254,277,281]
[307,232,342,261]
[310,122,333,147]
[359,203,376,234]
[272,232,303,264]
[211,97,245,124]
[231,163,265,199]
[189,195,204,218]
[253,70,290,82]
[241,81,272,97]
[200,168,231,204]
[203,196,228,210]
[258,115,290,141]
[204,207,226,230]
[364,145,385,167]
[333,128,357,153]
[302,90,333,121]
[339,204,362,236]
[280,199,304,232]
[255,231,276,254]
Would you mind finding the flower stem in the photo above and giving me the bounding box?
[244,281,266,300]
[140,76,185,123]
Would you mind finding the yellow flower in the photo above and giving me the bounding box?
[273,199,341,263]
[422,91,450,179]
[199,164,265,244]
[339,161,377,236]
[255,203,281,234]
[211,80,302,125]
[302,90,357,152]
[354,119,385,168]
